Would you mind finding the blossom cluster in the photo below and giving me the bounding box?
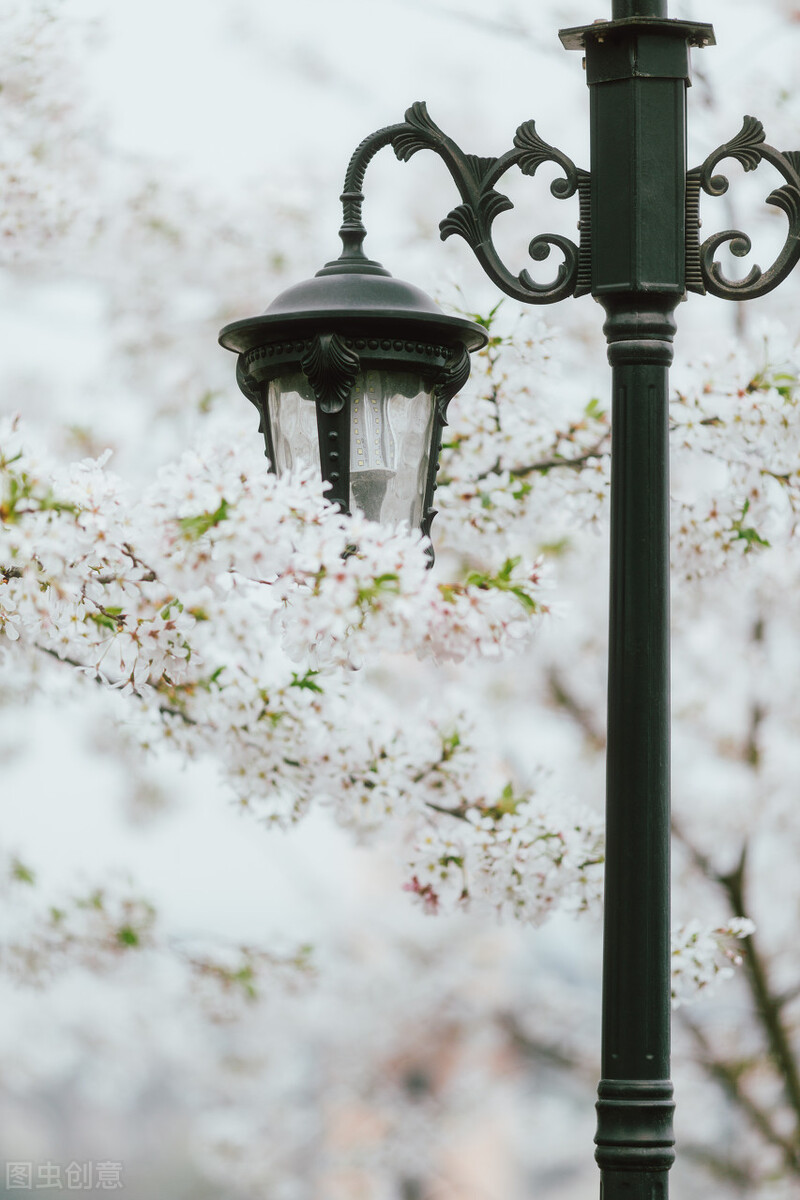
[405,785,604,924]
[0,851,313,1020]
[0,415,544,676]
[435,319,611,560]
[670,327,800,579]
[670,917,756,1008]
[0,417,613,932]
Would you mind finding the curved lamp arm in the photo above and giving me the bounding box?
[687,115,800,300]
[331,101,590,304]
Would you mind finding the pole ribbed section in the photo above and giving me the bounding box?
[596,304,675,1199]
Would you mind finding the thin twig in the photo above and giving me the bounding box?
[36,646,197,727]
[425,800,471,823]
[508,438,609,479]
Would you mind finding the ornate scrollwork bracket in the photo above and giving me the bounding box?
[687,115,800,300]
[332,101,590,304]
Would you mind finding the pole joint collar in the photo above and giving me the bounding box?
[595,1079,675,1172]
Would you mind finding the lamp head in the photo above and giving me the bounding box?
[219,258,487,544]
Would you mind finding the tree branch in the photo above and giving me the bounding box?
[547,667,605,750]
[677,1139,755,1190]
[497,1010,590,1077]
[508,439,609,478]
[36,646,197,726]
[680,1010,800,1174]
[673,820,800,1161]
[719,847,800,1137]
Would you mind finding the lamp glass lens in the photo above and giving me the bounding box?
[267,369,434,527]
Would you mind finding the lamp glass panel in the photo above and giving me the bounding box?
[267,373,319,473]
[349,369,433,526]
[268,368,434,528]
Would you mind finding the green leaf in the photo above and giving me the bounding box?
[731,498,771,551]
[497,781,522,815]
[441,730,461,760]
[468,298,505,331]
[116,926,140,948]
[77,889,105,911]
[539,537,571,556]
[584,397,606,419]
[87,611,120,632]
[178,497,230,539]
[234,965,258,999]
[510,586,537,612]
[357,572,401,606]
[11,858,35,885]
[290,670,324,694]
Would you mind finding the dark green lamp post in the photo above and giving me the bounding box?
[220,1,800,1194]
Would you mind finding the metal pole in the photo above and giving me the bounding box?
[598,303,675,1198]
[612,0,668,16]
[587,2,688,1195]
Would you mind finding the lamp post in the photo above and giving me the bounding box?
[220,1,800,1194]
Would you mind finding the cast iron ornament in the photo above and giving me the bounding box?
[300,333,361,414]
[432,344,471,426]
[687,115,800,300]
[336,101,590,303]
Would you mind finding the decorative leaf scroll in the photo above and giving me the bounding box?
[464,154,499,184]
[513,121,579,199]
[716,115,765,176]
[433,345,471,426]
[340,100,587,305]
[300,333,360,414]
[440,191,514,246]
[391,101,441,163]
[687,115,800,300]
[769,183,800,226]
[439,203,481,247]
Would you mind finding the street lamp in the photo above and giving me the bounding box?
[218,260,485,538]
[219,1,800,1196]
